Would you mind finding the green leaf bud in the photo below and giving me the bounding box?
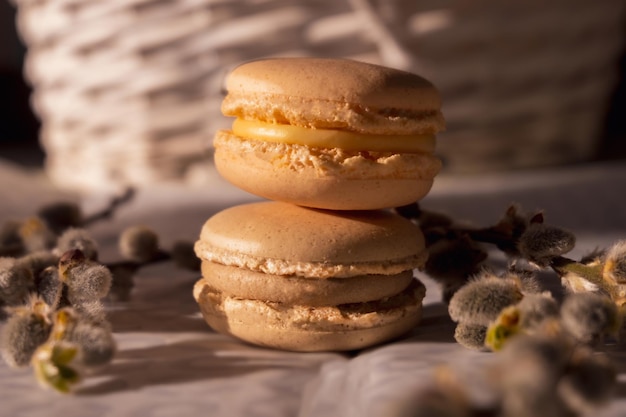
[485,306,521,351]
[31,341,81,393]
[49,308,78,341]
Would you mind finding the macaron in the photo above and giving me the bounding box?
[214,57,445,210]
[193,201,428,351]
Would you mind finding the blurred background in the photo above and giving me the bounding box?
[0,0,625,193]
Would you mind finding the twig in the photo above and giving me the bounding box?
[82,188,136,227]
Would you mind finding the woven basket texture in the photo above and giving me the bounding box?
[10,0,626,191]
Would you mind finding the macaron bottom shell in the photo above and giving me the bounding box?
[213,132,440,210]
[200,261,416,306]
[193,278,426,352]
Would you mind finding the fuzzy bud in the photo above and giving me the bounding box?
[36,266,63,308]
[448,273,523,326]
[502,270,542,294]
[58,250,111,304]
[37,202,83,235]
[0,257,34,306]
[56,228,99,261]
[58,249,86,288]
[107,265,135,302]
[558,349,616,414]
[560,293,621,344]
[424,236,487,285]
[1,301,52,367]
[18,217,57,253]
[496,335,573,417]
[68,320,115,366]
[517,223,576,267]
[73,301,106,324]
[119,225,159,263]
[16,251,59,278]
[58,249,86,275]
[498,334,571,386]
[516,293,560,330]
[491,204,529,256]
[395,368,472,417]
[65,263,112,304]
[171,241,201,271]
[0,219,22,247]
[453,322,488,351]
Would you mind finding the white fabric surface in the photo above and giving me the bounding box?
[0,159,625,416]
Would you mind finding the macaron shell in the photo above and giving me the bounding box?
[222,93,445,135]
[225,57,441,112]
[194,201,427,278]
[194,278,426,352]
[214,132,440,211]
[199,262,415,306]
[214,131,441,181]
[223,58,444,135]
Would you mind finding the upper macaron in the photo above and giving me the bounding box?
[221,58,445,135]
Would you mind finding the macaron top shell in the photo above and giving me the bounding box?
[194,201,427,278]
[225,58,441,110]
[222,58,445,135]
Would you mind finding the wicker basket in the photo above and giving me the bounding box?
[10,0,626,191]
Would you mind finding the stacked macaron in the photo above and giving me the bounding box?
[194,58,445,351]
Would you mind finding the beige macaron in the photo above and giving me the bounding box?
[214,57,445,210]
[193,201,428,351]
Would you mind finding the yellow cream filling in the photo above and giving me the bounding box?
[232,119,435,153]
